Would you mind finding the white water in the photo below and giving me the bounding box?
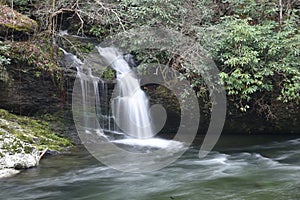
[71,46,154,139]
[68,46,186,160]
[113,138,184,149]
[2,137,300,200]
[96,47,154,139]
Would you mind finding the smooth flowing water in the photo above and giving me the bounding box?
[101,46,154,138]
[74,46,153,139]
[1,135,299,200]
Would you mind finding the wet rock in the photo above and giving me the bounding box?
[0,60,61,115]
[44,149,60,157]
[0,66,9,84]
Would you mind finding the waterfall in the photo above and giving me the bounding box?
[97,46,154,138]
[66,46,153,139]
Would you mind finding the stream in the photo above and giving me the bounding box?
[1,135,299,200]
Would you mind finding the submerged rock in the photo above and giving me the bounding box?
[0,128,40,178]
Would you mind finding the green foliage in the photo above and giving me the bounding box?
[87,0,213,37]
[211,14,299,111]
[90,26,105,37]
[228,0,278,20]
[87,0,185,37]
[7,0,31,6]
[101,68,116,81]
[0,42,10,66]
[119,0,182,28]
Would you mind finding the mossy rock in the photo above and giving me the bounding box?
[0,39,66,116]
[0,5,37,32]
[0,109,72,151]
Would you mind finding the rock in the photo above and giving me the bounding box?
[44,149,60,157]
[0,128,40,179]
[1,151,39,169]
[0,168,20,179]
[0,5,38,32]
[0,55,61,115]
[0,66,9,84]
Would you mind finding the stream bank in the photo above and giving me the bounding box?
[0,109,72,178]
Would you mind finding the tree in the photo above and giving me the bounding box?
[206,0,299,117]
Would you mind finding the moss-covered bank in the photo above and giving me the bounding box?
[0,109,72,178]
[0,109,72,151]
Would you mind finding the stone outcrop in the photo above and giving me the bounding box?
[0,108,72,178]
[0,61,61,115]
[0,128,40,179]
[0,41,62,115]
[0,5,37,32]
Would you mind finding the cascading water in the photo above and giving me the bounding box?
[68,46,154,139]
[96,47,154,139]
[71,45,185,172]
[67,46,186,172]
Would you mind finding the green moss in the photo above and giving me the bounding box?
[0,109,72,151]
[102,68,116,81]
[6,141,22,153]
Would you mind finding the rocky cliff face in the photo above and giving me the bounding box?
[0,4,61,115]
[0,5,73,179]
[0,60,61,115]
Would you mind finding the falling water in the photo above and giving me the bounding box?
[96,47,154,138]
[66,46,153,139]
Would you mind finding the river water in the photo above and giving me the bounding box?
[1,135,299,200]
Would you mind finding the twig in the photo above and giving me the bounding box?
[39,148,48,161]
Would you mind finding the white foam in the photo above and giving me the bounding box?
[195,153,229,165]
[113,138,184,149]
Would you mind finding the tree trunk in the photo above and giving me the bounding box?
[279,0,283,25]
